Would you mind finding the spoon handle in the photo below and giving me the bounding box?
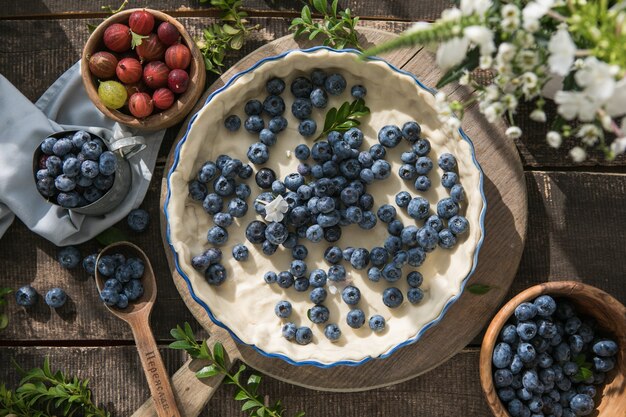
[130,316,182,417]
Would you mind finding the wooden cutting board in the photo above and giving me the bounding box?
[156,28,526,406]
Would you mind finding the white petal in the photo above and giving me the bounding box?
[610,137,626,155]
[436,37,470,70]
[569,146,587,162]
[546,131,562,148]
[605,78,626,117]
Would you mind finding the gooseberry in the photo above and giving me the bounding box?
[128,10,155,35]
[98,80,127,109]
[143,61,170,89]
[165,44,191,70]
[157,21,180,45]
[153,88,175,110]
[136,33,165,62]
[88,51,118,79]
[168,69,189,94]
[116,57,143,84]
[128,92,154,118]
[103,23,131,53]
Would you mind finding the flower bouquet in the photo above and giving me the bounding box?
[364,0,626,161]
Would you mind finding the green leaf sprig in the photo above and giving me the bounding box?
[0,288,11,331]
[317,98,370,140]
[169,323,304,417]
[0,357,110,417]
[573,353,594,382]
[467,284,493,295]
[86,0,128,33]
[290,0,361,50]
[197,0,261,74]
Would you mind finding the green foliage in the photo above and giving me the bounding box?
[86,0,128,33]
[169,322,304,417]
[0,287,11,331]
[95,227,128,246]
[197,0,260,74]
[0,357,109,417]
[467,284,493,295]
[573,353,594,382]
[317,99,370,140]
[131,32,149,49]
[290,0,361,50]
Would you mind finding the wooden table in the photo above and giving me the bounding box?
[1,2,625,416]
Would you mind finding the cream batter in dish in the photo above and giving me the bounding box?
[165,47,486,366]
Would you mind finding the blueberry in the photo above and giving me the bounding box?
[263,222,287,245]
[100,287,119,306]
[244,115,265,133]
[569,394,594,416]
[494,369,514,387]
[367,267,382,282]
[554,342,571,362]
[298,163,311,176]
[402,121,421,143]
[57,246,81,269]
[232,244,249,262]
[205,263,227,286]
[344,207,363,225]
[436,198,459,219]
[266,77,285,95]
[45,288,67,308]
[282,322,297,340]
[262,241,278,256]
[253,168,275,190]
[368,246,388,267]
[493,342,513,368]
[308,305,329,324]
[189,180,208,201]
[284,173,305,191]
[392,250,408,268]
[450,184,465,202]
[371,160,391,179]
[269,116,288,133]
[45,155,62,177]
[449,215,469,235]
[127,209,149,232]
[359,193,374,210]
[415,156,433,175]
[197,161,217,183]
[374,204,395,223]
[309,287,327,305]
[324,323,341,341]
[498,387,516,403]
[53,138,73,156]
[342,247,355,262]
[295,326,313,345]
[115,293,129,309]
[417,226,438,251]
[407,287,424,304]
[291,77,313,98]
[127,258,144,279]
[593,356,615,372]
[54,175,75,192]
[534,295,557,317]
[275,300,292,318]
[207,225,228,245]
[517,322,538,341]
[104,278,123,293]
[93,174,114,191]
[538,320,557,339]
[292,144,311,161]
[310,88,328,108]
[62,157,81,177]
[564,317,582,335]
[57,191,81,208]
[578,323,594,343]
[537,352,554,368]
[227,198,248,218]
[239,164,253,180]
[528,397,543,413]
[522,370,540,392]
[384,235,402,255]
[383,287,403,308]
[262,95,285,117]
[346,309,365,328]
[407,197,430,220]
[41,136,58,155]
[517,342,537,363]
[82,254,97,275]
[351,84,367,99]
[247,142,270,165]
[515,302,538,321]
[414,175,431,191]
[367,315,385,332]
[324,73,346,95]
[275,271,294,289]
[380,264,400,282]
[407,247,426,267]
[438,153,457,171]
[400,226,418,247]
[342,285,361,305]
[508,399,524,417]
[115,264,133,283]
[311,141,332,162]
[563,361,579,376]
[321,246,341,265]
[224,115,241,131]
[407,271,423,288]
[202,193,223,215]
[395,191,411,208]
[310,69,326,86]
[328,264,346,281]
[98,151,117,176]
[243,99,262,116]
[213,212,233,228]
[378,125,402,148]
[577,385,596,398]
[289,245,308,262]
[82,141,103,160]
[592,339,618,357]
[556,301,575,320]
[15,285,38,307]
[306,224,324,242]
[358,151,373,168]
[343,128,364,149]
[264,271,277,284]
[510,355,524,374]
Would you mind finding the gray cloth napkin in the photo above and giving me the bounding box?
[0,61,165,246]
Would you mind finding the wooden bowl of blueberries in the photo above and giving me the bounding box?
[480,281,626,417]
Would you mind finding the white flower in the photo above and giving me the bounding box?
[522,72,538,88]
[436,37,470,70]
[502,94,518,111]
[522,0,554,32]
[600,113,613,130]
[515,50,539,71]
[605,78,626,117]
[576,124,601,146]
[546,131,562,148]
[408,21,432,33]
[485,84,500,101]
[501,17,520,32]
[554,90,600,121]
[610,136,626,155]
[459,71,471,86]
[441,7,463,21]
[501,4,520,20]
[496,43,517,64]
[446,117,462,132]
[262,195,289,222]
[547,26,576,76]
[575,57,619,101]
[530,109,547,122]
[506,126,522,139]
[479,55,493,69]
[483,103,504,123]
[464,26,496,56]
[569,146,587,162]
[460,0,492,16]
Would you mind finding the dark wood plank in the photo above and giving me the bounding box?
[1,0,448,21]
[2,169,624,343]
[0,346,491,417]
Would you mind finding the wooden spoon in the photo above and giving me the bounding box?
[95,241,182,417]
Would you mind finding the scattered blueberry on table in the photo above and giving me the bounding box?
[127,208,150,232]
[493,294,619,417]
[188,69,472,345]
[45,288,67,308]
[15,285,38,307]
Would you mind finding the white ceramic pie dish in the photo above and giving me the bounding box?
[164,47,486,367]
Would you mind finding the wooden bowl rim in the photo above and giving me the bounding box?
[81,8,206,131]
[479,281,626,417]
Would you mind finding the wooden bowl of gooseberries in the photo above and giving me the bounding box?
[479,281,626,417]
[81,8,205,131]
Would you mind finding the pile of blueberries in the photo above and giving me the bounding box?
[97,253,146,309]
[492,294,619,417]
[188,69,469,345]
[36,130,118,208]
